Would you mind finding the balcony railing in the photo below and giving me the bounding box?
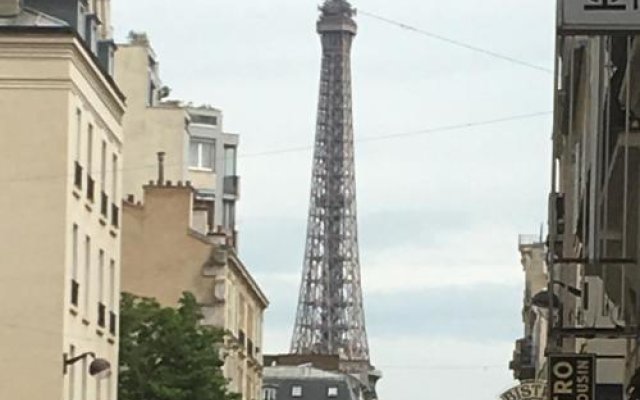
[100,192,108,218]
[74,162,83,189]
[223,176,240,196]
[97,302,106,328]
[109,311,117,335]
[71,279,79,306]
[111,204,119,228]
[87,175,95,202]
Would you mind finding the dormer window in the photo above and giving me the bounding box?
[85,14,100,53]
[78,3,87,39]
[262,387,277,400]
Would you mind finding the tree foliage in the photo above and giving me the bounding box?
[118,292,239,400]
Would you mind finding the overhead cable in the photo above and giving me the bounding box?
[358,9,553,74]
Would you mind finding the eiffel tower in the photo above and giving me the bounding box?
[290,0,380,397]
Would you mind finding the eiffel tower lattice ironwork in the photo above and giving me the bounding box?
[291,0,372,369]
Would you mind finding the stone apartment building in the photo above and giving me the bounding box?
[114,33,266,400]
[509,235,548,382]
[0,0,124,399]
[121,182,268,400]
[546,30,635,400]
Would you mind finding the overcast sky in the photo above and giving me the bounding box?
[112,1,556,399]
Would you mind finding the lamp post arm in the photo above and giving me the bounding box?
[63,352,96,375]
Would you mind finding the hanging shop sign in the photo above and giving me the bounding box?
[549,354,596,400]
[500,381,548,400]
[558,0,640,34]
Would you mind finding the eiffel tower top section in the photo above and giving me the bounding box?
[318,0,357,35]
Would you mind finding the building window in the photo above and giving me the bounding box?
[75,109,82,161]
[189,139,215,170]
[84,236,91,314]
[71,224,80,306]
[81,356,88,400]
[224,145,237,176]
[98,250,104,301]
[191,114,218,126]
[87,125,93,175]
[72,224,79,280]
[291,385,303,398]
[78,3,87,40]
[100,141,106,191]
[111,154,118,200]
[108,259,115,310]
[223,200,235,230]
[96,378,102,400]
[148,80,156,107]
[106,372,112,400]
[68,345,76,400]
[328,386,338,398]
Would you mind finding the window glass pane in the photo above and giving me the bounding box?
[189,141,199,167]
[225,146,236,176]
[202,142,214,169]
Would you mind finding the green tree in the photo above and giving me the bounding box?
[118,292,239,400]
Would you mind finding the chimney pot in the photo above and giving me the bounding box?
[157,152,166,185]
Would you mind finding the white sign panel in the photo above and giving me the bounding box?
[559,0,640,33]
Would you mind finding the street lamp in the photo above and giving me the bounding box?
[63,352,111,377]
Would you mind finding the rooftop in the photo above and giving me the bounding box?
[264,365,350,381]
[0,7,66,27]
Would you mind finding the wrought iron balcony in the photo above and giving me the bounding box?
[74,162,83,189]
[97,302,106,328]
[223,176,240,196]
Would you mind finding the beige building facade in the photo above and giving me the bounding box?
[114,33,240,241]
[0,1,124,399]
[115,30,263,400]
[547,32,630,399]
[121,183,268,400]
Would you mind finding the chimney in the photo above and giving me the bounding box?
[0,0,21,17]
[157,152,166,185]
